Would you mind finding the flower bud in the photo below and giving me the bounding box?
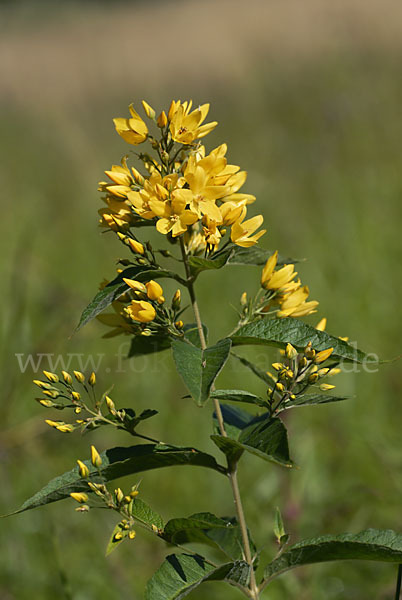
[115,488,124,503]
[172,289,181,310]
[74,371,85,384]
[314,348,334,364]
[128,530,136,540]
[127,239,145,255]
[88,372,96,386]
[157,111,167,128]
[77,459,90,478]
[123,278,147,293]
[141,100,155,119]
[90,445,102,468]
[62,370,73,384]
[70,492,88,503]
[146,280,163,301]
[240,292,248,306]
[175,320,184,329]
[285,343,298,360]
[105,395,116,414]
[72,391,81,402]
[33,380,52,390]
[320,383,336,391]
[43,370,59,383]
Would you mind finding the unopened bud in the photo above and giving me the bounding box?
[33,380,52,390]
[304,343,315,359]
[276,382,285,392]
[37,398,55,408]
[130,490,139,498]
[146,280,163,301]
[77,459,90,478]
[308,373,319,384]
[285,343,298,360]
[43,370,59,383]
[74,371,85,384]
[128,530,136,540]
[123,278,147,293]
[72,391,81,402]
[172,289,181,310]
[90,445,102,468]
[157,111,167,128]
[70,492,88,503]
[114,532,123,541]
[315,348,334,364]
[320,383,336,391]
[115,488,124,503]
[105,395,116,414]
[62,371,73,384]
[272,363,283,372]
[127,239,145,255]
[240,292,248,306]
[43,389,60,399]
[175,320,184,329]
[141,100,155,119]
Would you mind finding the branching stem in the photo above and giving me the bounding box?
[179,238,259,600]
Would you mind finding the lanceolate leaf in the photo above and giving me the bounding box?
[231,352,273,385]
[145,554,250,600]
[163,513,256,563]
[76,266,180,331]
[212,415,293,468]
[211,389,267,408]
[263,529,402,584]
[282,393,349,410]
[8,444,226,515]
[172,338,232,406]
[131,497,165,531]
[231,317,373,364]
[227,246,298,267]
[187,246,297,276]
[128,335,172,357]
[183,323,209,348]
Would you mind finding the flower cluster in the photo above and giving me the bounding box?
[33,370,158,437]
[71,445,144,547]
[99,100,265,254]
[259,321,342,416]
[97,279,183,339]
[238,251,319,325]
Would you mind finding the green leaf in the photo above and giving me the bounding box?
[227,246,297,267]
[263,529,402,584]
[131,497,165,531]
[183,323,208,348]
[231,317,373,364]
[8,444,226,515]
[145,553,250,600]
[230,352,273,385]
[212,415,293,468]
[188,248,233,275]
[213,404,256,439]
[128,335,172,357]
[211,389,267,408]
[163,512,254,561]
[172,338,232,406]
[282,393,349,410]
[106,522,129,556]
[76,266,179,331]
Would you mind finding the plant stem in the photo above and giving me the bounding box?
[179,238,259,600]
[395,564,402,600]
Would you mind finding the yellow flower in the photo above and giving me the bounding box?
[315,317,327,331]
[220,201,247,226]
[264,263,297,291]
[126,300,156,323]
[261,251,278,287]
[277,286,319,317]
[113,104,148,145]
[150,191,198,237]
[184,163,226,222]
[202,215,222,250]
[231,214,266,247]
[169,101,217,144]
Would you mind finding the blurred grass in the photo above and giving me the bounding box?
[1,1,402,599]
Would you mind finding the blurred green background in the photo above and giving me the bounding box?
[1,0,401,598]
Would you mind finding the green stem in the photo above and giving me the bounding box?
[395,564,402,600]
[179,238,259,600]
